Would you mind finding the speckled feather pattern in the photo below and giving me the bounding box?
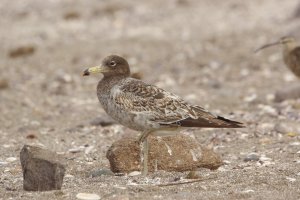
[97,76,243,131]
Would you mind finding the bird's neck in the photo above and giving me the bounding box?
[97,75,127,93]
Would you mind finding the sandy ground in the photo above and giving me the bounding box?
[1,0,300,199]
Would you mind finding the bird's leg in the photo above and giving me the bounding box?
[138,130,152,175]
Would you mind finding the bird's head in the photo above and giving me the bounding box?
[254,36,297,53]
[279,36,296,45]
[83,55,130,77]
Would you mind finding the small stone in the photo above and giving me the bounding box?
[257,123,274,133]
[274,122,299,134]
[6,157,17,162]
[106,135,223,173]
[259,155,272,162]
[242,189,255,193]
[63,11,80,20]
[76,193,100,200]
[69,147,82,153]
[65,174,74,179]
[89,116,115,127]
[85,145,94,154]
[20,145,66,191]
[26,133,37,139]
[128,171,141,176]
[290,142,300,146]
[8,46,35,58]
[258,104,277,116]
[243,94,257,103]
[275,85,300,102]
[286,177,296,182]
[0,161,8,165]
[185,171,202,179]
[244,153,260,162]
[0,78,9,90]
[89,169,114,177]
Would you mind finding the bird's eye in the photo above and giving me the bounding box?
[110,61,116,67]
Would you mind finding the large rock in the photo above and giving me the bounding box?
[20,145,66,191]
[106,135,222,173]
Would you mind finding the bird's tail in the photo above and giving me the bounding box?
[170,105,245,128]
[174,116,244,128]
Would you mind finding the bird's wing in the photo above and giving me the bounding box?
[113,78,244,128]
[113,78,198,124]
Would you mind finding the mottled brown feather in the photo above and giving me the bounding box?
[114,78,244,128]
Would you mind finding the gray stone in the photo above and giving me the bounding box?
[88,168,114,177]
[274,84,300,102]
[89,116,116,127]
[20,145,66,191]
[244,153,260,162]
[106,135,223,173]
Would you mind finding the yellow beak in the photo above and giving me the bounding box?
[82,66,108,76]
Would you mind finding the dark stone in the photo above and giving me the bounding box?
[243,153,260,162]
[106,135,223,173]
[90,116,116,127]
[20,145,66,191]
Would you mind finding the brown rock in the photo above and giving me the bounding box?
[0,78,9,90]
[20,145,66,191]
[106,135,223,173]
[63,11,80,20]
[8,46,35,58]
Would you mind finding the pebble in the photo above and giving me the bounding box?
[286,177,296,182]
[243,94,257,103]
[185,171,202,179]
[259,155,272,162]
[84,146,94,154]
[128,171,141,176]
[257,123,274,133]
[8,45,35,58]
[274,122,299,134]
[69,147,83,153]
[6,157,17,162]
[258,104,277,116]
[65,174,74,179]
[244,153,260,162]
[89,169,114,177]
[76,193,100,200]
[290,142,300,146]
[0,161,8,165]
[0,78,9,89]
[275,84,300,102]
[242,189,255,193]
